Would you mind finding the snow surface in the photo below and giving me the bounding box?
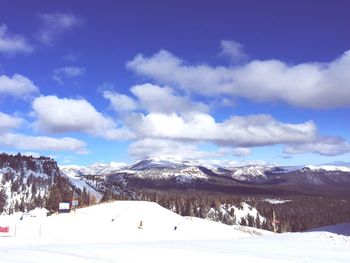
[311,223,350,236]
[263,198,291,204]
[1,201,349,262]
[231,165,268,181]
[305,165,350,172]
[60,166,103,202]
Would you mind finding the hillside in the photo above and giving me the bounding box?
[60,156,350,232]
[2,153,350,233]
[61,156,350,194]
[311,223,350,236]
[0,153,77,215]
[0,201,349,263]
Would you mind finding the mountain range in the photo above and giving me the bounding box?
[60,156,350,199]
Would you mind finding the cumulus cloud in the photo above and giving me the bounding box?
[0,133,88,154]
[53,66,85,84]
[130,83,209,113]
[0,112,23,131]
[128,138,250,160]
[126,112,316,147]
[37,12,83,45]
[127,50,233,96]
[284,137,350,156]
[32,95,133,140]
[0,74,39,98]
[0,24,33,55]
[103,90,138,112]
[220,40,248,62]
[128,49,350,109]
[103,83,209,114]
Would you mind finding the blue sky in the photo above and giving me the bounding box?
[1,0,350,166]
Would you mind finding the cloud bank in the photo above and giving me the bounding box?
[128,49,350,109]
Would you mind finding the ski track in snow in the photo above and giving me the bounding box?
[0,201,349,263]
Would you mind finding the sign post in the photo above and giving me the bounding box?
[58,202,70,213]
[0,226,9,233]
[272,210,280,233]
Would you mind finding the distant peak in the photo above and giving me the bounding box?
[304,165,350,172]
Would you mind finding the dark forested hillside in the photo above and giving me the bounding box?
[0,153,76,214]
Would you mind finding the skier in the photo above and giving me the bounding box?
[138,220,143,229]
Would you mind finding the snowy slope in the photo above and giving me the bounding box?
[132,166,209,182]
[230,165,269,181]
[206,202,265,225]
[0,201,349,263]
[61,168,103,202]
[130,155,200,170]
[0,156,61,215]
[60,162,126,177]
[311,223,350,236]
[0,201,266,242]
[304,165,350,172]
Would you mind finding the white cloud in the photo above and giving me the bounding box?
[53,66,85,84]
[127,112,316,147]
[103,90,138,112]
[103,83,208,114]
[0,112,23,131]
[130,83,209,113]
[0,74,39,98]
[220,40,247,62]
[37,12,83,45]
[231,147,251,157]
[0,133,88,154]
[284,137,350,156]
[128,138,249,160]
[0,24,33,55]
[32,95,133,140]
[128,49,350,109]
[127,50,233,96]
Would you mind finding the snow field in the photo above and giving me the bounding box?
[0,201,349,263]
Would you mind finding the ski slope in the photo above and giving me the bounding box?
[0,201,349,262]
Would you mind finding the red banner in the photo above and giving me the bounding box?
[0,226,9,233]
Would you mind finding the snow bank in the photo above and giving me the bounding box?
[311,223,350,236]
[0,201,349,263]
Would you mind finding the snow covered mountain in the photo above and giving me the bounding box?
[129,156,193,170]
[61,156,350,191]
[229,165,269,182]
[2,153,350,235]
[0,153,62,214]
[304,165,350,172]
[57,156,350,202]
[61,161,127,177]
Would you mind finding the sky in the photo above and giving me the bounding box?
[0,0,350,166]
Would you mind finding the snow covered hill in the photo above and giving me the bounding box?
[0,201,349,263]
[230,165,269,182]
[311,223,350,236]
[0,154,61,214]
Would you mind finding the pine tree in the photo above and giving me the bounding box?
[0,188,6,213]
[256,215,261,229]
[247,214,255,227]
[46,185,62,212]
